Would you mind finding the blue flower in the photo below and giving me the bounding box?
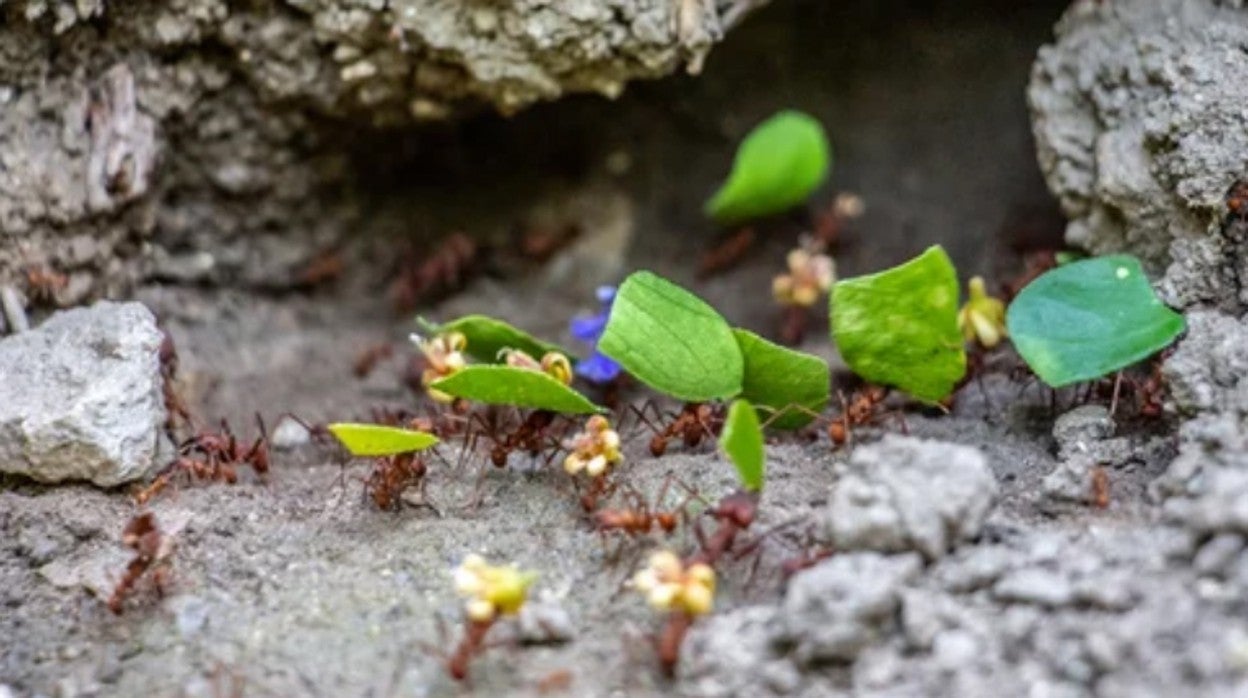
[570,285,622,384]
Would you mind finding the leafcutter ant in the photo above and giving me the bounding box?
[107,513,174,614]
[635,402,725,457]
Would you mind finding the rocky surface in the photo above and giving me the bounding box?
[0,0,754,307]
[1028,0,1248,310]
[817,436,998,561]
[0,301,168,486]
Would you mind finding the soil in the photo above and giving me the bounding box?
[10,2,1233,698]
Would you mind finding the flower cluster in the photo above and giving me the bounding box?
[453,554,537,623]
[958,276,1008,349]
[499,348,574,386]
[570,286,622,384]
[632,550,715,617]
[773,248,835,308]
[562,415,622,477]
[412,331,467,403]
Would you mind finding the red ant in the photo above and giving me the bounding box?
[135,415,271,504]
[593,478,698,539]
[1002,250,1058,302]
[826,385,904,447]
[487,409,560,467]
[635,402,725,457]
[157,330,192,433]
[107,513,174,614]
[363,453,428,511]
[689,490,760,567]
[1090,466,1110,509]
[389,232,479,312]
[697,227,756,280]
[23,264,68,303]
[353,343,394,378]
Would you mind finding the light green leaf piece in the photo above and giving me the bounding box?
[327,423,439,457]
[597,271,743,402]
[1006,255,1186,387]
[430,365,604,414]
[705,110,831,225]
[733,328,829,429]
[720,399,766,492]
[831,245,966,402]
[418,315,570,364]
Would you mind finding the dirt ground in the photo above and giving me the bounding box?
[11,2,1246,697]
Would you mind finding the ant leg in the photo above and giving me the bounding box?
[1109,370,1124,418]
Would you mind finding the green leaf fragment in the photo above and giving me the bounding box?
[705,110,832,225]
[1006,254,1186,387]
[597,271,743,402]
[327,423,439,457]
[830,245,966,403]
[430,365,604,414]
[419,315,570,364]
[720,399,766,492]
[733,328,829,429]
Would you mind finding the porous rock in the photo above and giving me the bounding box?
[818,435,998,561]
[0,1,762,299]
[777,552,922,665]
[1028,0,1248,310]
[0,301,169,486]
[679,605,800,697]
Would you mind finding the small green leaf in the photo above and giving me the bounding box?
[733,329,829,429]
[1006,255,1186,387]
[327,423,439,457]
[831,245,966,402]
[419,315,569,364]
[705,110,831,225]
[430,365,604,414]
[597,271,743,402]
[720,399,766,492]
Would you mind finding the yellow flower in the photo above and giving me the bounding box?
[773,248,835,308]
[632,550,716,617]
[562,415,622,477]
[957,277,1008,349]
[453,554,537,622]
[499,348,574,386]
[413,331,468,403]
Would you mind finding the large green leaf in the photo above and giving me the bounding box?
[720,399,766,492]
[733,329,829,429]
[597,271,743,402]
[1006,255,1185,387]
[830,246,966,402]
[418,315,569,364]
[430,365,603,414]
[327,423,439,457]
[705,110,831,225]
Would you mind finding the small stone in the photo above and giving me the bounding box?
[0,302,169,486]
[779,553,922,665]
[819,435,998,561]
[1053,405,1114,459]
[937,545,1012,593]
[515,602,574,645]
[932,629,980,672]
[679,606,787,698]
[271,416,313,451]
[993,568,1073,607]
[1193,533,1245,577]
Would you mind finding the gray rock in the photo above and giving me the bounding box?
[1029,0,1248,307]
[1042,455,1103,508]
[1053,406,1115,459]
[778,553,922,665]
[993,568,1074,607]
[819,435,999,561]
[1193,533,1246,577]
[515,601,575,645]
[0,301,169,486]
[937,545,1013,593]
[679,605,798,698]
[270,416,313,451]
